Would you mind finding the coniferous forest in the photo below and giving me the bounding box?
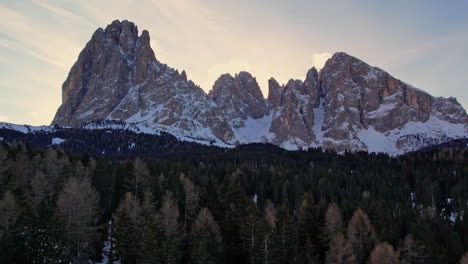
[0,138,467,264]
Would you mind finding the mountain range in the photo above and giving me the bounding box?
[27,20,468,154]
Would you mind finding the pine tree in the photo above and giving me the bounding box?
[43,148,65,199]
[399,234,425,264]
[191,208,224,264]
[0,191,19,237]
[156,191,182,264]
[369,242,399,264]
[29,170,50,214]
[262,200,278,264]
[347,209,376,264]
[241,203,265,264]
[140,190,160,264]
[217,174,250,263]
[274,204,298,264]
[56,176,100,262]
[323,203,343,245]
[180,173,200,231]
[113,192,142,264]
[325,233,356,264]
[124,158,150,201]
[0,144,12,179]
[297,193,320,264]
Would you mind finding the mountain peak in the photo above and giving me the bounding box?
[52,21,467,154]
[105,19,138,33]
[210,71,269,121]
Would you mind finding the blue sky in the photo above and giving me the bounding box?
[0,0,467,125]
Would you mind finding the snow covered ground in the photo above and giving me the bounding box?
[1,114,466,156]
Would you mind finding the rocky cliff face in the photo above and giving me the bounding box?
[209,72,269,128]
[317,52,467,152]
[53,20,468,154]
[267,68,320,147]
[53,20,233,143]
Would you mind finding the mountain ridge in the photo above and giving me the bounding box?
[51,20,468,154]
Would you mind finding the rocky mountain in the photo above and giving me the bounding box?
[209,72,269,127]
[267,67,320,147]
[52,20,468,154]
[53,20,233,144]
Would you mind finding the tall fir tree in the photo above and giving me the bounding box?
[156,191,183,264]
[325,233,356,264]
[347,209,376,264]
[56,176,100,263]
[113,192,142,264]
[297,193,320,264]
[369,242,399,264]
[191,208,224,264]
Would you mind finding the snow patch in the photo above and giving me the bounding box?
[51,137,66,145]
[230,114,274,144]
[312,103,326,145]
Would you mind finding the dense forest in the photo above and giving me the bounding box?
[0,123,222,159]
[0,137,467,264]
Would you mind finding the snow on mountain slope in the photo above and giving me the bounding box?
[357,115,467,154]
[0,122,54,133]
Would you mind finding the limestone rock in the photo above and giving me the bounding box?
[268,68,320,146]
[209,71,269,128]
[53,20,233,143]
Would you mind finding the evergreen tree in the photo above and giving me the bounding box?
[180,173,200,231]
[29,170,49,214]
[347,208,376,264]
[0,191,20,264]
[262,200,278,264]
[56,176,100,263]
[0,191,19,237]
[325,232,356,264]
[241,202,266,264]
[124,158,150,201]
[297,193,320,264]
[217,174,250,264]
[140,190,160,264]
[191,208,224,264]
[398,234,425,264]
[274,204,298,264]
[156,191,182,264]
[369,242,399,264]
[113,192,142,264]
[323,202,343,245]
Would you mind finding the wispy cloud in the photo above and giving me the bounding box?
[0,4,83,67]
[31,0,91,25]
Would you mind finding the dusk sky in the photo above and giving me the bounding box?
[0,0,467,125]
